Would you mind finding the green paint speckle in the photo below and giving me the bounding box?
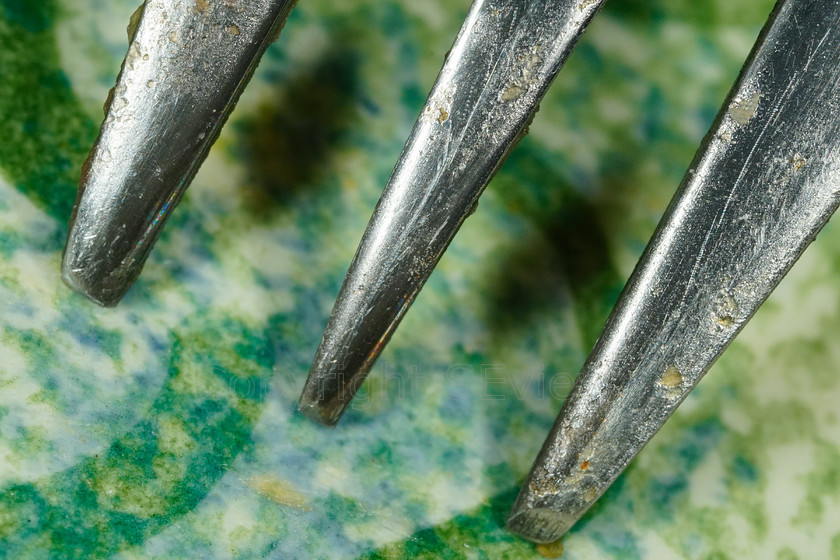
[0,0,95,224]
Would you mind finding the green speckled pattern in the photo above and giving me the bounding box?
[1,0,839,558]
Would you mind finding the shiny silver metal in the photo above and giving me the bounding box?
[62,0,296,306]
[508,0,840,543]
[298,0,606,425]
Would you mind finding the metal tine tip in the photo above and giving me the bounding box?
[61,0,297,306]
[298,0,607,426]
[508,0,840,543]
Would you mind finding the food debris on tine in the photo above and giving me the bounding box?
[508,0,840,543]
[62,0,297,306]
[298,0,607,426]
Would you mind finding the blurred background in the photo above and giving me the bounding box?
[1,0,838,558]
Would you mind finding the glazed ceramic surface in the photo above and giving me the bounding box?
[1,0,839,558]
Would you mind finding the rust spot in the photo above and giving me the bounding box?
[536,538,564,558]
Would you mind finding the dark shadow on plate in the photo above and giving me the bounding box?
[603,0,774,28]
[234,45,362,218]
[483,184,624,352]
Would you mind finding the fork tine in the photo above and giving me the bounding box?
[298,0,606,425]
[62,0,297,306]
[508,0,840,542]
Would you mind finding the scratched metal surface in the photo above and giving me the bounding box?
[1,0,840,558]
[63,0,296,306]
[300,0,605,425]
[510,0,840,543]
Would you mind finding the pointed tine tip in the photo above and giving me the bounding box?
[61,199,141,308]
[61,247,130,308]
[506,506,572,544]
[297,300,387,426]
[61,270,116,308]
[296,397,340,428]
[297,358,362,427]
